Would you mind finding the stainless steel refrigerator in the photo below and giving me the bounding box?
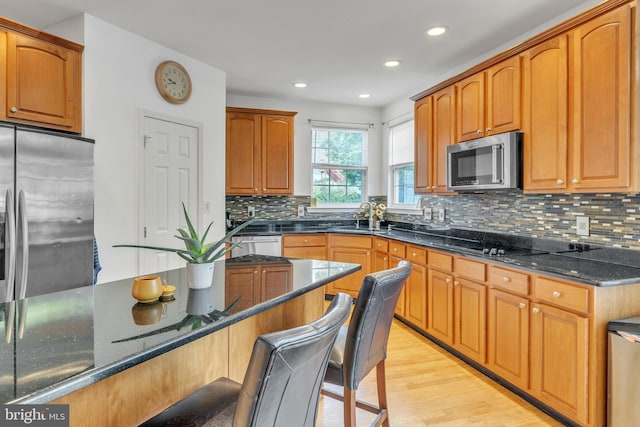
[0,122,94,303]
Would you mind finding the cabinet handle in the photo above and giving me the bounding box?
[486,127,492,134]
[476,129,483,135]
[254,270,258,274]
[446,278,451,284]
[552,291,561,298]
[557,179,564,185]
[384,257,388,261]
[454,281,460,286]
[412,252,417,257]
[572,179,579,185]
[10,107,17,113]
[262,270,266,274]
[254,188,258,192]
[519,303,526,309]
[502,276,511,283]
[532,307,540,314]
[303,239,308,243]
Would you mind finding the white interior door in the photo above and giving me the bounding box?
[141,116,198,274]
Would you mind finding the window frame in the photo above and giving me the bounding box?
[387,119,420,209]
[310,126,369,208]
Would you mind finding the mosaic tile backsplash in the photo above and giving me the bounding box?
[226,192,640,249]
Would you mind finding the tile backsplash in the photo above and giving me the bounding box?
[227,192,640,249]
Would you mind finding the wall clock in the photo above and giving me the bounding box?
[155,61,192,104]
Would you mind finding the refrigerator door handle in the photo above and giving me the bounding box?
[17,190,28,300]
[4,300,15,344]
[3,189,15,303]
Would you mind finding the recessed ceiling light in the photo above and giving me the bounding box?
[384,60,401,68]
[293,82,307,88]
[426,26,448,37]
[359,93,371,99]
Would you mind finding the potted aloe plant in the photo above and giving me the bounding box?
[115,203,260,289]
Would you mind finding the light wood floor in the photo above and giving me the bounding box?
[316,319,563,427]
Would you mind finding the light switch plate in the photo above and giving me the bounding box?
[248,206,255,217]
[423,207,432,220]
[438,208,445,222]
[576,216,589,236]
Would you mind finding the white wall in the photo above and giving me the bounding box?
[50,15,227,283]
[226,94,384,196]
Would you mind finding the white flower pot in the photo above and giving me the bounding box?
[186,262,214,289]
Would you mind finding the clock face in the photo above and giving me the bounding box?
[155,61,192,104]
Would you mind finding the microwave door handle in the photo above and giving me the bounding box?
[4,189,15,303]
[492,144,502,184]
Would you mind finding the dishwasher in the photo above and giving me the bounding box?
[608,316,640,427]
[230,235,282,257]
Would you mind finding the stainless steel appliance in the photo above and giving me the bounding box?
[0,123,94,302]
[608,316,640,426]
[446,131,522,191]
[231,235,282,257]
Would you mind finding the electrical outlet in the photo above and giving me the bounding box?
[248,206,255,217]
[576,216,589,236]
[423,207,432,220]
[438,208,446,222]
[297,205,305,217]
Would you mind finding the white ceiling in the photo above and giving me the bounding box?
[0,0,597,107]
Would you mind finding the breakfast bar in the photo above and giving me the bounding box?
[0,256,360,426]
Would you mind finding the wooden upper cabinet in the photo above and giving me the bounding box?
[3,31,82,132]
[456,72,485,142]
[226,107,296,195]
[456,56,521,142]
[414,96,432,193]
[486,55,521,135]
[432,86,456,193]
[570,4,632,191]
[522,35,569,192]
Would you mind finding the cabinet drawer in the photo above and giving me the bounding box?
[455,258,486,282]
[533,277,590,314]
[406,245,427,265]
[374,238,389,253]
[488,266,529,295]
[389,241,406,258]
[283,234,326,247]
[429,251,453,272]
[329,234,372,249]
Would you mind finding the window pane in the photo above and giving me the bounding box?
[393,165,419,205]
[312,128,365,166]
[312,167,364,203]
[389,120,414,165]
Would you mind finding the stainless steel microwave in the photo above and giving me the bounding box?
[446,132,523,191]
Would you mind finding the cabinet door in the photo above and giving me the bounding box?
[414,96,433,193]
[261,264,293,301]
[432,86,456,193]
[456,72,485,142]
[522,35,569,192]
[427,269,454,345]
[405,263,427,330]
[261,115,294,194]
[225,266,260,312]
[390,255,406,316]
[226,112,261,194]
[6,33,81,132]
[530,303,588,424]
[486,56,521,135]
[570,5,631,190]
[327,247,371,298]
[487,288,529,389]
[454,278,487,364]
[373,250,389,273]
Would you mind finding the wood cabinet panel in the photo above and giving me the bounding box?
[390,255,406,316]
[373,250,389,273]
[5,32,81,132]
[454,277,487,364]
[262,115,294,194]
[488,265,530,295]
[570,4,632,191]
[533,277,590,314]
[226,112,261,194]
[283,234,326,247]
[456,72,485,142]
[405,263,428,330]
[282,246,326,260]
[486,55,521,135]
[488,288,529,389]
[432,86,456,192]
[530,303,588,424]
[389,241,406,258]
[373,237,389,253]
[429,250,453,272]
[523,35,569,191]
[327,234,371,298]
[414,96,432,193]
[427,269,454,345]
[406,245,427,265]
[455,258,486,282]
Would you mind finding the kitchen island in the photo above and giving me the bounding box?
[0,255,360,426]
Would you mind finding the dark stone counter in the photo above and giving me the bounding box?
[0,256,360,404]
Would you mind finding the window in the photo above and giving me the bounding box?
[389,120,419,205]
[312,127,367,204]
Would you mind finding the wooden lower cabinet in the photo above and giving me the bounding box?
[487,288,530,390]
[282,234,327,260]
[326,234,371,297]
[453,277,487,364]
[427,269,454,345]
[390,255,406,316]
[404,262,428,330]
[225,262,292,311]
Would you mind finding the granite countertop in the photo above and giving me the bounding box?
[0,256,360,404]
[234,219,640,287]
